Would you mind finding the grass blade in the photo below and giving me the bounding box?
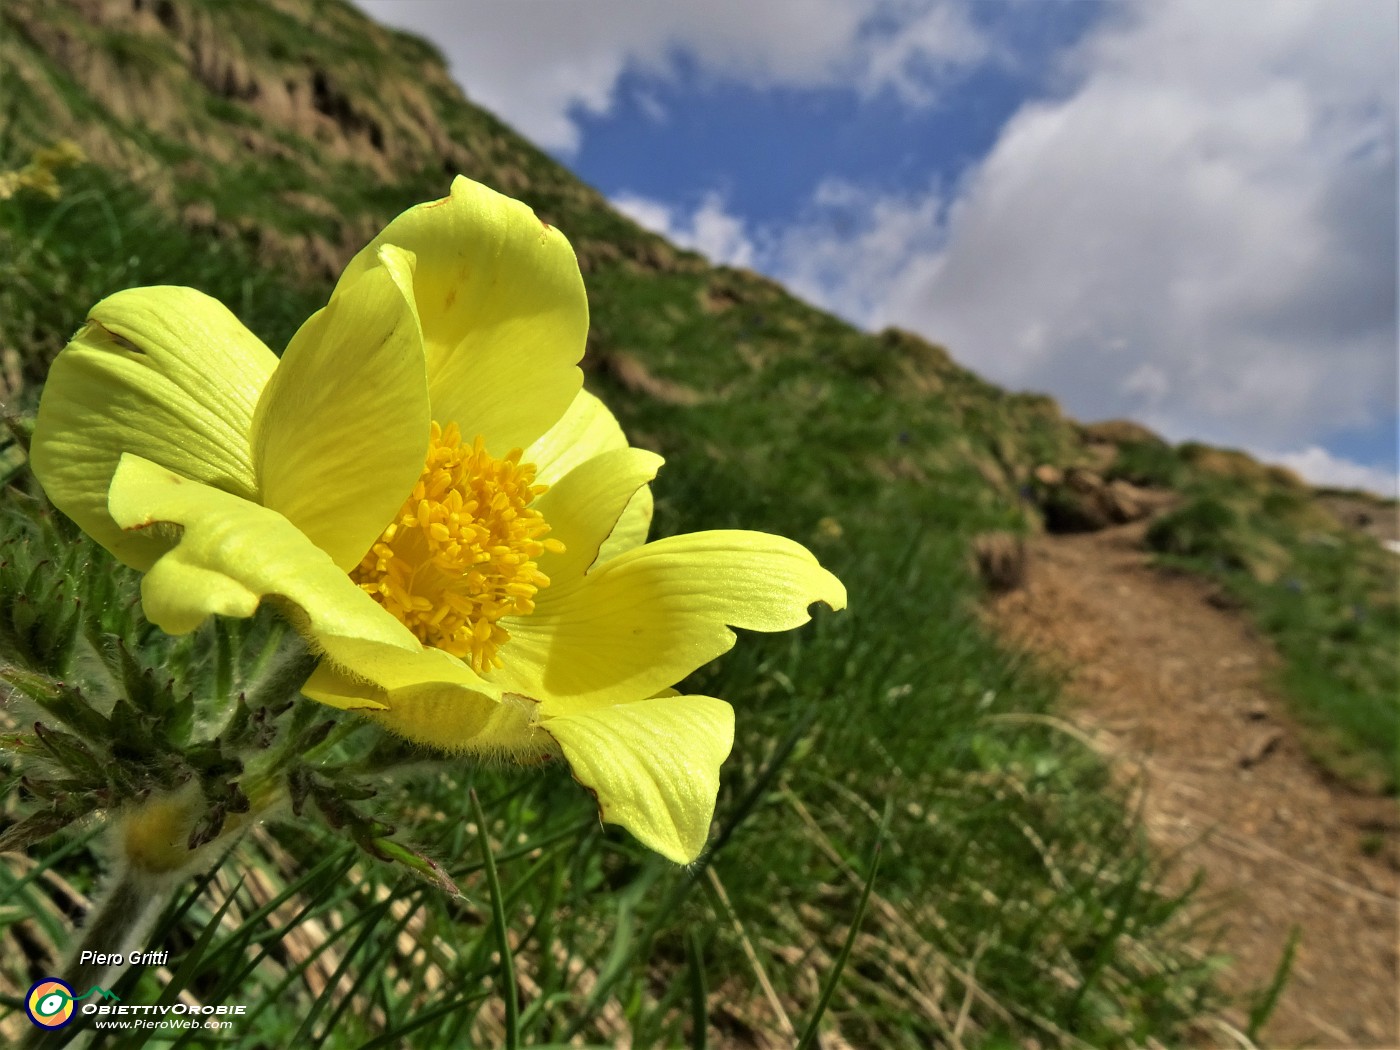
[1247,925,1299,1042]
[794,800,889,1050]
[687,928,708,1050]
[470,788,519,1050]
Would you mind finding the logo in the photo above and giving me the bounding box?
[26,979,76,1029]
[24,979,121,1029]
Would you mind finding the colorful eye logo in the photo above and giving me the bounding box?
[25,978,76,1029]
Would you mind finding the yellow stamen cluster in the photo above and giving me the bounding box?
[351,421,563,673]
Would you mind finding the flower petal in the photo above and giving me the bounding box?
[597,487,654,563]
[374,688,550,758]
[107,454,496,707]
[525,388,654,560]
[302,663,542,757]
[31,287,277,569]
[527,387,656,560]
[541,694,734,864]
[253,246,429,571]
[335,176,587,452]
[496,531,847,709]
[530,446,663,585]
[526,388,630,486]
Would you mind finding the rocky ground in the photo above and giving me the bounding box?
[989,520,1399,1048]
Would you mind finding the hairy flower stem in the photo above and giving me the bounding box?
[60,868,166,994]
[22,871,167,1049]
[243,634,320,713]
[31,637,324,1043]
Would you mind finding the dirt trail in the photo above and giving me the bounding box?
[989,522,1399,1049]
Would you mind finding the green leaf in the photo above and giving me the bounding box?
[368,837,460,897]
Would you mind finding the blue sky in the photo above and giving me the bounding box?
[358,0,1399,495]
[570,3,1103,229]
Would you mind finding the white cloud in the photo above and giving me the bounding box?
[759,1,1396,471]
[610,193,674,238]
[633,89,667,125]
[857,1,997,104]
[686,195,756,268]
[1268,446,1399,497]
[613,191,756,268]
[775,177,944,323]
[356,0,1396,486]
[354,0,992,151]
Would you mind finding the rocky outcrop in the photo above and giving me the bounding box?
[972,530,1027,593]
[1035,466,1159,534]
[7,0,475,180]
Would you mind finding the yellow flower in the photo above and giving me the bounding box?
[0,138,85,201]
[30,177,845,863]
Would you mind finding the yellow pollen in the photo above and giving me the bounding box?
[350,422,564,673]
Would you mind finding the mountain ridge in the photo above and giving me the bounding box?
[1,2,1397,1045]
[4,2,1395,791]
[7,0,1392,509]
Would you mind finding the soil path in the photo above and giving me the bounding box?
[989,522,1399,1049]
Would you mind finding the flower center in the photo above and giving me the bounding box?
[351,421,563,673]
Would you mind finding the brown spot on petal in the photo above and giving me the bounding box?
[86,320,143,355]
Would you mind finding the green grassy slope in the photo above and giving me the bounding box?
[0,0,1389,1045]
[5,0,1393,787]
